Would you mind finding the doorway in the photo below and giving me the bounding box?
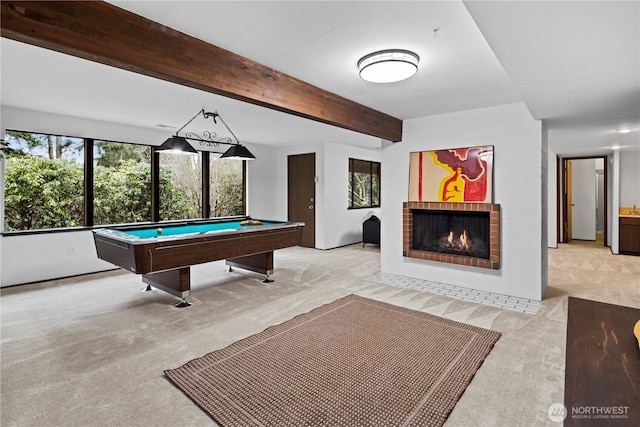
[287,153,316,248]
[561,156,608,246]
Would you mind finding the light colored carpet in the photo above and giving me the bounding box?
[1,242,639,426]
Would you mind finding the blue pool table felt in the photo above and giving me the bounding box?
[123,220,280,238]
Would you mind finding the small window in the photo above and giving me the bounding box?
[348,158,380,209]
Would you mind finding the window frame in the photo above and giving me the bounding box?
[2,131,87,232]
[348,158,381,209]
[2,130,247,234]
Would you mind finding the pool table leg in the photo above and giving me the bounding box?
[174,298,191,308]
[226,252,275,283]
[142,267,192,307]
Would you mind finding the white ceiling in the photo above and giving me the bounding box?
[465,0,640,155]
[1,1,638,156]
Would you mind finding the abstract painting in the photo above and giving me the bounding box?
[408,146,493,203]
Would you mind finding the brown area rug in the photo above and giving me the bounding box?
[165,294,501,426]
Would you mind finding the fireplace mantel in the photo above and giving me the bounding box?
[403,202,501,270]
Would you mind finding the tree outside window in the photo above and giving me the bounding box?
[93,141,152,225]
[3,130,247,232]
[209,154,244,217]
[3,131,85,231]
[158,152,202,221]
[348,158,380,209]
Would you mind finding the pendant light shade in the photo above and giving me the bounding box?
[156,136,197,154]
[358,49,419,83]
[220,144,256,160]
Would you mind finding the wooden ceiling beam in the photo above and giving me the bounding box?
[1,1,403,142]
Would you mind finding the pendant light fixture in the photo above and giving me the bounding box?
[157,135,197,154]
[157,109,256,159]
[358,49,419,84]
[220,144,256,160]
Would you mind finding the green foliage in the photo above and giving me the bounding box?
[348,159,380,209]
[94,160,152,225]
[4,132,245,231]
[210,158,243,216]
[94,159,192,225]
[157,153,201,221]
[159,165,198,221]
[349,172,380,208]
[5,156,201,230]
[4,156,84,231]
[95,141,150,168]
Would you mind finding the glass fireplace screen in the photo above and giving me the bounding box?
[412,210,490,259]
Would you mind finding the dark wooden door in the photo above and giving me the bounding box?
[288,153,315,248]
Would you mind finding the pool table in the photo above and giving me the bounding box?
[92,217,304,306]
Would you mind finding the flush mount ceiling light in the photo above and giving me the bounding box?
[358,49,420,83]
[616,128,634,134]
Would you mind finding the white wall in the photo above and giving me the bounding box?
[323,142,381,249]
[380,103,546,301]
[540,122,549,296]
[2,231,116,285]
[253,140,381,250]
[547,145,558,248]
[619,150,640,208]
[606,154,613,246]
[611,152,620,254]
[245,142,281,220]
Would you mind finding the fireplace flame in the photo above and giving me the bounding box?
[440,229,473,253]
[460,230,468,249]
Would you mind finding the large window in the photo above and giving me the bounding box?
[209,154,244,217]
[93,140,152,225]
[348,158,380,209]
[3,130,247,232]
[159,152,202,221]
[4,131,85,231]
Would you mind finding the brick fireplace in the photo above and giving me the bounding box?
[403,202,501,270]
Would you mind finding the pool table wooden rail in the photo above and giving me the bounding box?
[92,220,304,306]
[93,225,302,274]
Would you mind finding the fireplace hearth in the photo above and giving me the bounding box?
[403,202,500,270]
